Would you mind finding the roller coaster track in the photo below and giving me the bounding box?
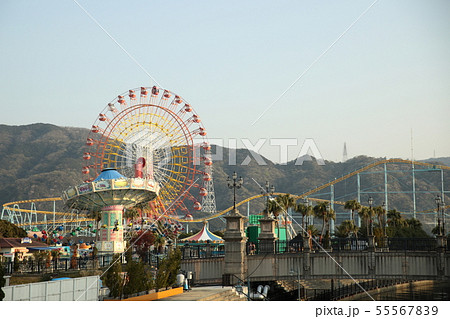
[163,159,450,222]
[2,159,449,225]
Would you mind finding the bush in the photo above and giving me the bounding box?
[103,254,123,298]
[155,248,181,291]
[123,259,153,296]
[0,261,5,301]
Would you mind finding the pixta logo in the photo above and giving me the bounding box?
[193,138,325,166]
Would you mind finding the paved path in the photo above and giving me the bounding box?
[158,286,244,301]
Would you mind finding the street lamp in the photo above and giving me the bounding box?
[368,197,374,236]
[261,181,275,217]
[227,172,243,211]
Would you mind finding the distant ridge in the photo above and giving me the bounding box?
[0,124,449,233]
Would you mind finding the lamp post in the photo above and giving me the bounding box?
[227,172,243,211]
[262,181,275,218]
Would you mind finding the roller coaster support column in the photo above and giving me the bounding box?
[357,173,361,227]
[384,163,389,212]
[441,169,445,226]
[330,183,335,235]
[412,162,417,219]
[223,209,247,284]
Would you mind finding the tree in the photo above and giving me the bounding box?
[123,259,153,296]
[326,207,336,237]
[374,205,387,237]
[387,209,407,228]
[13,253,20,272]
[265,197,281,238]
[313,202,330,240]
[131,230,156,262]
[295,202,313,236]
[358,206,375,238]
[335,220,358,238]
[344,200,361,224]
[51,249,61,270]
[124,207,141,223]
[103,254,124,298]
[275,194,296,240]
[0,260,5,301]
[0,220,27,238]
[155,248,181,291]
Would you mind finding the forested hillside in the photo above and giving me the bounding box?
[0,124,448,232]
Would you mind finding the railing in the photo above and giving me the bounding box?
[387,238,437,251]
[246,237,446,255]
[311,278,411,301]
[247,241,304,255]
[1,252,167,275]
[180,244,225,260]
[331,238,368,251]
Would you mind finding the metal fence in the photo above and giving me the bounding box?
[180,244,225,259]
[387,238,438,251]
[311,278,411,301]
[245,237,446,255]
[1,252,169,275]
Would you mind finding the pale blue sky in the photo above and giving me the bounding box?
[1,0,449,163]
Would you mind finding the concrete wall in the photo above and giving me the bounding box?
[3,276,100,301]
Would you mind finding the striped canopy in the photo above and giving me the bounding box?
[180,221,223,243]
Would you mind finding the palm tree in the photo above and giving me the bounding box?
[387,209,407,228]
[326,207,336,237]
[344,199,361,225]
[358,206,376,237]
[295,202,313,236]
[335,220,358,238]
[313,202,330,241]
[267,199,282,238]
[124,206,141,224]
[275,194,296,239]
[374,206,387,237]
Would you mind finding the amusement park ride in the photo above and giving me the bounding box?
[1,86,450,248]
[1,86,218,250]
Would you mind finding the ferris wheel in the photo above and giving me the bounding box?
[81,86,216,218]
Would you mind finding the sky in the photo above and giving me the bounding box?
[1,0,449,163]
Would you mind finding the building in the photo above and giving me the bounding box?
[0,237,49,261]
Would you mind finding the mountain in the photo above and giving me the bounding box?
[421,157,450,167]
[0,124,449,233]
[0,123,88,204]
